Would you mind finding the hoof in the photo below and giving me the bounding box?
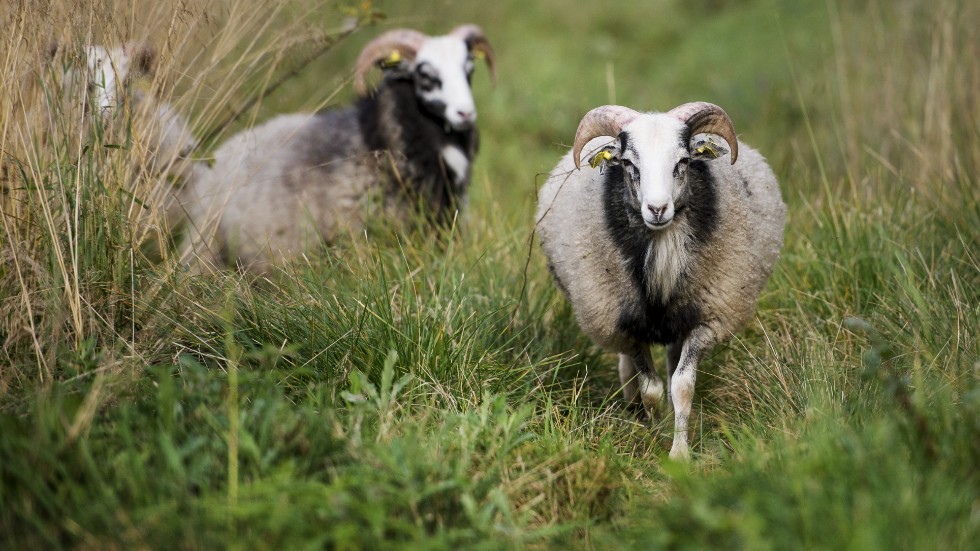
[668,441,690,461]
[626,400,649,421]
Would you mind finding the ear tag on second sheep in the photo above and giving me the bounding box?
[380,50,402,69]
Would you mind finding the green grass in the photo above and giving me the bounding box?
[2,0,979,548]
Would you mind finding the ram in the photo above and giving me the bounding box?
[179,25,495,273]
[536,102,786,460]
[0,42,199,243]
[55,42,199,186]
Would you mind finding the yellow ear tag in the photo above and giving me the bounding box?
[473,50,486,60]
[695,139,720,159]
[381,50,402,69]
[589,150,613,169]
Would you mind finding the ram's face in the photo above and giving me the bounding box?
[412,36,477,131]
[80,45,131,116]
[57,43,153,120]
[613,115,691,231]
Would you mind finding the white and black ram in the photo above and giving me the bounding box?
[536,102,786,460]
[179,25,495,273]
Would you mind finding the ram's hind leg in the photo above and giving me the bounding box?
[618,353,641,407]
[620,345,665,419]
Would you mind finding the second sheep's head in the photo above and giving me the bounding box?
[573,102,739,230]
[354,25,495,132]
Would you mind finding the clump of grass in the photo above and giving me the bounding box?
[0,0,370,388]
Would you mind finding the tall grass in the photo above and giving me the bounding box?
[1,0,978,548]
[0,0,369,384]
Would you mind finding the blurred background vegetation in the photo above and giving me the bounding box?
[1,0,977,548]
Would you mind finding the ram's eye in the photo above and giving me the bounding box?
[622,158,634,169]
[419,76,434,87]
[673,158,690,177]
[416,65,441,91]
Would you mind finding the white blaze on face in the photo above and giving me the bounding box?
[83,45,132,115]
[413,37,476,131]
[621,115,690,229]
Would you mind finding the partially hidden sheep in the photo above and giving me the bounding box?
[178,25,495,274]
[2,42,199,246]
[52,42,199,186]
[536,102,787,460]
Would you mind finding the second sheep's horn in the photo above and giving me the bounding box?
[450,24,496,85]
[354,29,428,95]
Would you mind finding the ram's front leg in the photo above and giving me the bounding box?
[669,326,715,460]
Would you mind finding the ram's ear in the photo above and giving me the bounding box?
[354,29,427,95]
[690,136,729,161]
[377,50,413,74]
[670,102,738,164]
[572,105,639,169]
[586,143,621,170]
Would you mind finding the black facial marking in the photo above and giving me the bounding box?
[421,98,448,120]
[672,158,689,179]
[601,135,719,345]
[681,160,719,246]
[412,62,459,123]
[616,132,643,202]
[353,78,477,227]
[414,62,441,92]
[678,126,692,151]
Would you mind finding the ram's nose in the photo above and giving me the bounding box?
[452,109,476,130]
[645,202,673,228]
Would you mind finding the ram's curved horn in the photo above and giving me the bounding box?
[354,29,428,95]
[668,102,738,164]
[450,24,496,85]
[572,105,641,170]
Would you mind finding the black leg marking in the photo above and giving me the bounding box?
[667,341,682,379]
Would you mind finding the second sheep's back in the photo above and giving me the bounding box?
[179,25,496,274]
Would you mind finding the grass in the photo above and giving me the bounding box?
[1,0,978,548]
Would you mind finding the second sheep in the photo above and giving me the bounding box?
[179,25,495,274]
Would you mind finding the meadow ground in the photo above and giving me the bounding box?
[1,0,978,548]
